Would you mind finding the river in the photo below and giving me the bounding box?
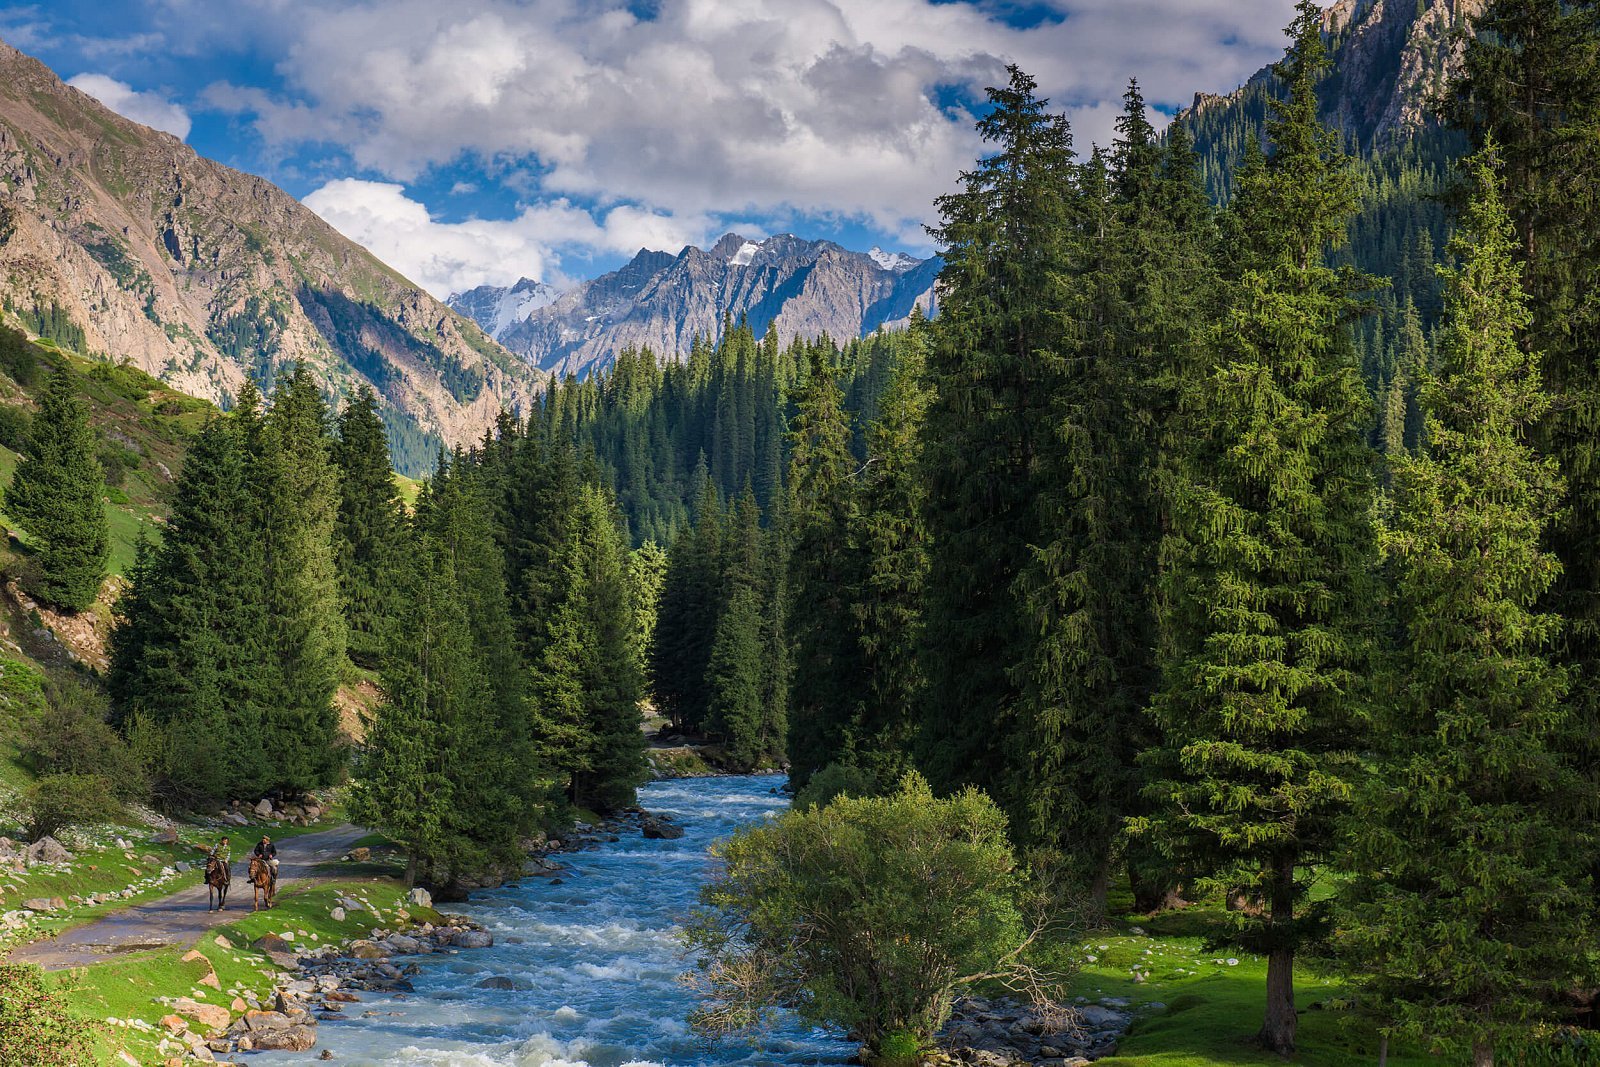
[258,774,857,1066]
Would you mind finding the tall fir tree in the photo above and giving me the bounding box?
[1136,5,1378,1052]
[784,344,865,786]
[846,312,932,788]
[916,65,1077,802]
[652,481,724,734]
[5,367,108,611]
[251,366,346,792]
[333,385,407,670]
[109,410,270,802]
[1338,150,1594,1067]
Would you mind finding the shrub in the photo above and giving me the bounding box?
[0,964,97,1066]
[793,761,878,809]
[683,774,1074,1064]
[0,403,31,452]
[19,677,146,799]
[24,773,121,840]
[0,325,41,387]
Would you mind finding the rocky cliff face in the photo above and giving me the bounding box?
[0,38,541,473]
[453,233,940,378]
[1183,0,1484,152]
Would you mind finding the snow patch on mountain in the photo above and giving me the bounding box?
[868,246,920,272]
[730,241,760,267]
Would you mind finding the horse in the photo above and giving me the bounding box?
[247,854,276,911]
[204,854,230,912]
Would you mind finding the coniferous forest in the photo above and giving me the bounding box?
[7,0,1600,1062]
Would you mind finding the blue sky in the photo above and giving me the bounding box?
[1,0,1302,297]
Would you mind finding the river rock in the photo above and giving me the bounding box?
[475,976,521,990]
[454,930,494,949]
[640,816,683,840]
[347,939,386,959]
[250,1025,317,1052]
[1077,1005,1129,1029]
[26,836,71,865]
[174,997,230,1032]
[252,933,293,954]
[240,1009,291,1032]
[381,935,422,955]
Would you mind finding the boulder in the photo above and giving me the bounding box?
[254,798,274,817]
[454,930,494,949]
[345,847,371,862]
[347,940,386,960]
[149,829,178,845]
[251,933,293,954]
[174,997,231,1033]
[405,887,432,909]
[22,897,65,912]
[1077,1005,1129,1029]
[303,805,323,821]
[330,907,346,922]
[641,816,684,840]
[241,1009,291,1032]
[475,976,529,990]
[25,837,72,865]
[250,1025,317,1052]
[381,935,422,955]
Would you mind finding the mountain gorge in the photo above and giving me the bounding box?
[0,39,542,474]
[450,232,940,379]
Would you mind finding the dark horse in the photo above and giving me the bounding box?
[246,855,276,911]
[204,854,230,911]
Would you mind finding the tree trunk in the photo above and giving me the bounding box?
[1377,1034,1388,1067]
[1087,863,1111,924]
[1472,1042,1493,1067]
[1257,856,1297,1054]
[404,850,418,888]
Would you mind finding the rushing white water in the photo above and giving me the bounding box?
[258,774,857,1066]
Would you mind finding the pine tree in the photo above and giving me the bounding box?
[847,316,932,788]
[109,411,270,803]
[705,582,767,769]
[5,367,108,611]
[350,532,466,886]
[785,344,865,786]
[1338,149,1594,1067]
[917,65,1077,802]
[628,540,668,670]
[334,385,407,670]
[652,482,724,734]
[251,366,346,792]
[1137,6,1378,1052]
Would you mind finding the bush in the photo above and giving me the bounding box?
[794,761,878,810]
[683,774,1074,1063]
[0,325,42,387]
[0,964,97,1066]
[25,773,121,840]
[0,403,31,452]
[19,677,146,799]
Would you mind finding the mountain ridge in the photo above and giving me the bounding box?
[0,37,543,474]
[451,232,940,379]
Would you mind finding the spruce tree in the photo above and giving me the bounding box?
[1338,150,1593,1067]
[652,482,724,734]
[5,367,108,611]
[334,385,406,670]
[917,65,1076,802]
[350,531,466,886]
[1137,5,1377,1052]
[109,411,270,802]
[847,316,932,788]
[251,366,346,792]
[785,344,865,786]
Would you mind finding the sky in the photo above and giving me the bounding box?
[1,0,1302,299]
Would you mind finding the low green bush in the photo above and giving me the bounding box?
[794,761,878,809]
[25,773,122,840]
[20,676,146,799]
[684,774,1074,1062]
[0,964,97,1066]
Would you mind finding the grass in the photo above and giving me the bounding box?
[1049,897,1433,1067]
[56,872,426,1065]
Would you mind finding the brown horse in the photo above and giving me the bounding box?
[247,855,276,911]
[204,855,230,912]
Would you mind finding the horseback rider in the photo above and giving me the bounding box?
[208,836,232,883]
[253,835,279,894]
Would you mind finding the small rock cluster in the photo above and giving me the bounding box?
[1,833,194,934]
[0,833,72,871]
[216,795,327,828]
[924,996,1138,1066]
[148,915,496,1062]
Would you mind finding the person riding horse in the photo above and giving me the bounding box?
[204,836,232,911]
[253,835,279,895]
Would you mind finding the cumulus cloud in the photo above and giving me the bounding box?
[209,0,1300,230]
[65,73,191,140]
[303,178,713,298]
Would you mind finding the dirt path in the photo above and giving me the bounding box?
[5,823,369,971]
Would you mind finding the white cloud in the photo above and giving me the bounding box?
[207,0,1302,237]
[302,178,712,298]
[65,72,191,140]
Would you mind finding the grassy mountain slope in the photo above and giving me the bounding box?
[0,38,543,474]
